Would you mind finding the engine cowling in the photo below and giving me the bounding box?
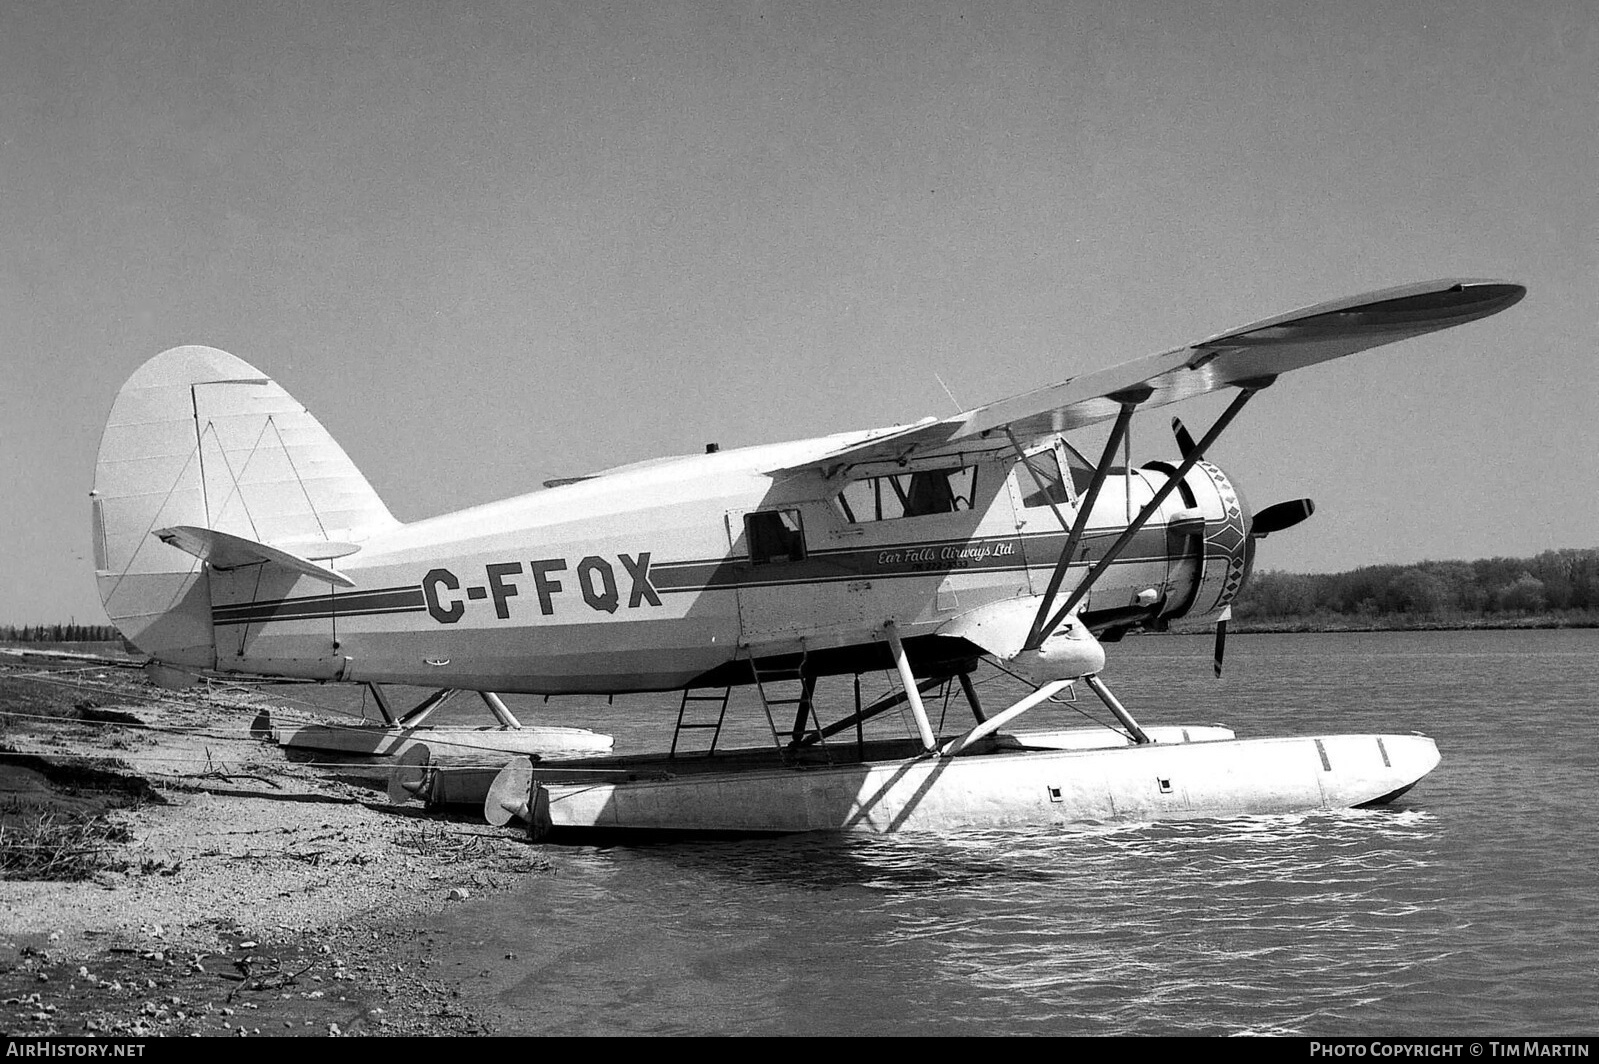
[1156,460,1256,627]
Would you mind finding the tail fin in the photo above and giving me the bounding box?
[92,345,398,664]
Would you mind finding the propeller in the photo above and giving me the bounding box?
[1172,416,1198,461]
[1169,417,1315,678]
[1251,498,1315,537]
[1212,607,1230,678]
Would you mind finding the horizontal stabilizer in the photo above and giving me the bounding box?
[154,526,356,587]
[270,537,362,561]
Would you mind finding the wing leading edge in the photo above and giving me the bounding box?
[768,279,1525,476]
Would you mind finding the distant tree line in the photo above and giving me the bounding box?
[0,623,123,643]
[8,549,1598,642]
[1235,548,1599,623]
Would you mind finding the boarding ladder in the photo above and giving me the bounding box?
[669,686,733,758]
[746,649,833,765]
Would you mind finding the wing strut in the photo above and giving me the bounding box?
[1025,377,1275,651]
[1024,388,1147,649]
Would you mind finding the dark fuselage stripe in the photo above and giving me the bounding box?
[212,586,426,626]
[209,526,1181,625]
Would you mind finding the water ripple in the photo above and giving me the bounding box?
[465,631,1599,1035]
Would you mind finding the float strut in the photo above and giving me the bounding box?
[941,680,1073,757]
[957,671,987,724]
[397,688,455,727]
[1082,674,1152,745]
[801,676,947,746]
[854,674,864,755]
[479,691,524,729]
[366,683,398,726]
[883,621,938,753]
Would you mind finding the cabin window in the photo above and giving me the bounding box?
[745,509,807,564]
[1017,448,1071,508]
[833,466,978,523]
[836,480,876,523]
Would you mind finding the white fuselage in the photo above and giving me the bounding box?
[203,432,1247,693]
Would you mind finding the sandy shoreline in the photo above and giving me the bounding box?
[1,650,543,1037]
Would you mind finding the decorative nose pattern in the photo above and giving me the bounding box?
[1179,460,1253,619]
[1198,461,1250,608]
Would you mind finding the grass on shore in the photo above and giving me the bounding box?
[0,809,133,882]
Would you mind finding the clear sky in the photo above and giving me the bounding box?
[2,1,1594,625]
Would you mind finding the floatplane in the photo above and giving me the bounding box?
[92,278,1524,836]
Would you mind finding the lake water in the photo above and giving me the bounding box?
[348,630,1598,1035]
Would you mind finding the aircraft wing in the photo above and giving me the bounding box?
[768,279,1524,475]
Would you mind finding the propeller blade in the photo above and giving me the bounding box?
[1171,417,1198,460]
[1252,498,1315,538]
[1212,607,1230,679]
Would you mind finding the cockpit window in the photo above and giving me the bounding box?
[1017,448,1071,508]
[834,466,978,523]
[1061,442,1100,496]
